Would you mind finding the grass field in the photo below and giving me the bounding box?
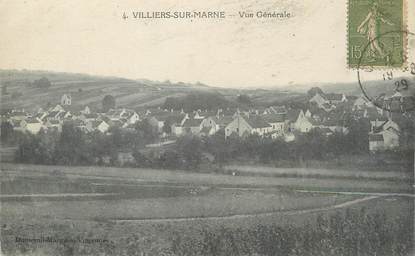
[0,70,210,111]
[2,163,413,193]
[1,163,414,255]
[224,164,413,181]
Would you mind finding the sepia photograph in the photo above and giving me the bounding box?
[0,0,414,255]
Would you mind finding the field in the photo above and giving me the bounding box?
[1,163,414,255]
[224,164,412,181]
[0,69,303,111]
[0,70,211,111]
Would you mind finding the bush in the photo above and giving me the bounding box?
[170,209,413,256]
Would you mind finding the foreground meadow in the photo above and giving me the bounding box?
[1,163,414,255]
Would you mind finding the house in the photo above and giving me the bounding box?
[215,116,234,130]
[217,108,238,118]
[149,112,188,135]
[164,113,188,136]
[125,111,140,125]
[24,118,43,134]
[353,96,373,110]
[320,116,348,134]
[45,119,62,132]
[262,114,286,136]
[293,110,318,133]
[106,109,127,121]
[148,114,168,133]
[71,119,88,133]
[369,133,384,151]
[80,106,91,115]
[200,117,220,134]
[326,93,348,104]
[182,118,204,135]
[8,110,27,122]
[104,108,139,125]
[375,119,399,133]
[11,119,27,133]
[201,114,235,135]
[246,116,273,136]
[45,111,62,121]
[369,129,400,151]
[225,115,254,137]
[309,93,328,107]
[200,126,216,136]
[225,115,272,138]
[263,106,287,115]
[370,118,394,132]
[368,117,400,151]
[48,104,65,112]
[321,103,336,112]
[83,113,100,122]
[192,111,206,120]
[34,111,48,123]
[286,109,301,131]
[381,129,400,149]
[87,120,109,133]
[61,94,72,106]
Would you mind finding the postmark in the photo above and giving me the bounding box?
[348,0,407,68]
[357,30,415,113]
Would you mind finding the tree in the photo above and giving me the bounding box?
[345,118,370,154]
[0,121,14,143]
[1,84,8,95]
[307,87,324,97]
[162,120,172,134]
[177,136,203,170]
[236,94,253,107]
[102,95,116,112]
[132,147,150,167]
[15,132,56,164]
[33,77,51,88]
[54,122,90,165]
[135,119,158,144]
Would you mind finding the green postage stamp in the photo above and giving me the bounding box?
[348,0,407,68]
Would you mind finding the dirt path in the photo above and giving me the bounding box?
[296,189,415,198]
[0,193,120,199]
[112,196,380,223]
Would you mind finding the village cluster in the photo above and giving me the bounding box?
[1,90,406,152]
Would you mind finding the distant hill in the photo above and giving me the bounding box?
[0,69,306,111]
[5,69,389,112]
[321,78,413,98]
[0,70,215,112]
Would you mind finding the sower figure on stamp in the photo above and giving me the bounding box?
[357,2,394,60]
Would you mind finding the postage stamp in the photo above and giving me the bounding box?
[348,0,406,68]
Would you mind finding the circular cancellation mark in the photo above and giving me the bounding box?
[357,30,415,113]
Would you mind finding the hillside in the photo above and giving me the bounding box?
[0,70,303,112]
[0,70,214,112]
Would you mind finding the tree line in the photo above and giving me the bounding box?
[2,116,413,170]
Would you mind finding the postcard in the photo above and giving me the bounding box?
[0,0,414,255]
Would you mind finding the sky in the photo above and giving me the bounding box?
[0,0,414,89]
